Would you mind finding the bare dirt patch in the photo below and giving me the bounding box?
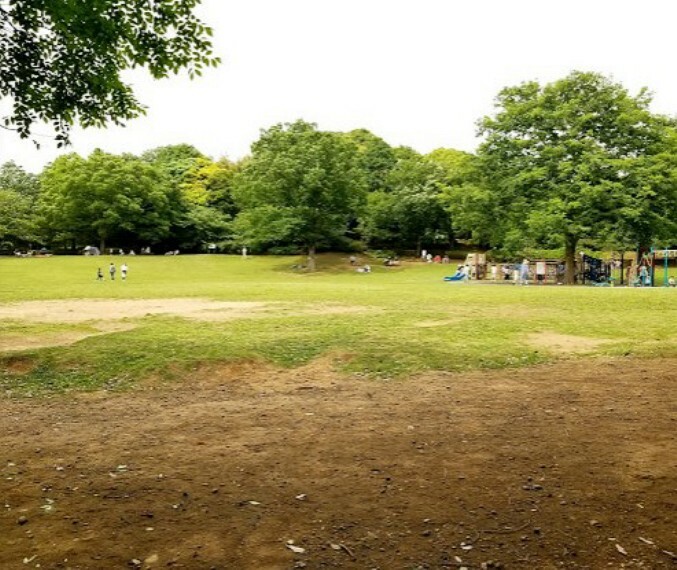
[0,322,137,353]
[1,357,675,569]
[0,299,268,323]
[2,356,37,376]
[0,300,371,353]
[526,331,614,354]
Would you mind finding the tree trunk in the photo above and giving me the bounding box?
[100,236,106,253]
[307,245,316,272]
[564,235,577,285]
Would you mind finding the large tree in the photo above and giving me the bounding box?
[142,146,236,249]
[0,1,218,144]
[478,71,671,283]
[0,161,40,248]
[39,150,179,250]
[232,120,366,270]
[360,149,452,253]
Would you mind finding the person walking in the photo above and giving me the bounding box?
[109,262,116,280]
[519,258,530,285]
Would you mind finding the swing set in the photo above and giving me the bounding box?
[650,248,677,287]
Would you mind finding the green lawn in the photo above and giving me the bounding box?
[1,254,676,394]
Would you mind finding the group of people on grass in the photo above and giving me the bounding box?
[421,250,450,264]
[349,254,372,273]
[97,262,128,281]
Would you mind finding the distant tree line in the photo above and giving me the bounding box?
[2,72,676,283]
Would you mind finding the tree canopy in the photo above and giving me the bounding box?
[0,161,40,249]
[477,71,674,282]
[232,120,366,270]
[0,0,219,144]
[2,69,676,268]
[39,150,179,251]
[360,149,453,253]
[0,188,34,248]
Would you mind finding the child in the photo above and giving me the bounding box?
[96,268,103,281]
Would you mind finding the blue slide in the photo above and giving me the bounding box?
[444,271,466,282]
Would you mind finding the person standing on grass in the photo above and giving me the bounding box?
[96,267,103,281]
[520,258,530,285]
[109,262,116,280]
[121,263,128,281]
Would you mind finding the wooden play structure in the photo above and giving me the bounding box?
[464,253,487,279]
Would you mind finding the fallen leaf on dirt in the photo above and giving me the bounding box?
[615,543,628,555]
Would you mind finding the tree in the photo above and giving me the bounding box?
[39,150,179,250]
[142,147,237,250]
[606,120,677,252]
[202,158,241,217]
[360,150,451,253]
[141,144,206,180]
[343,129,397,194]
[427,149,493,247]
[232,120,366,270]
[0,160,40,198]
[0,1,219,144]
[478,71,670,283]
[171,158,237,250]
[0,161,40,248]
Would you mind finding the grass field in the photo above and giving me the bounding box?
[1,253,676,394]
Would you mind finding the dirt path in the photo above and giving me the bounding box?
[0,357,675,569]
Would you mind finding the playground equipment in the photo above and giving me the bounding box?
[530,259,565,284]
[650,248,677,287]
[464,253,487,279]
[444,267,468,282]
[579,253,612,285]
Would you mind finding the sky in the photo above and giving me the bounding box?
[2,0,677,173]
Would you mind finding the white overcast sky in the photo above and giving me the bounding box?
[2,0,676,172]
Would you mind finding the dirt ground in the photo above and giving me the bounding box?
[0,357,675,570]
